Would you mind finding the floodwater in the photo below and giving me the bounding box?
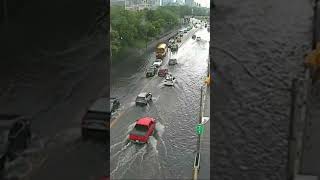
[110,27,210,179]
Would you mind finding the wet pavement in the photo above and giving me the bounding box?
[110,27,210,179]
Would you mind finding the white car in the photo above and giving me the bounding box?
[196,37,201,41]
[163,74,176,86]
[153,59,163,67]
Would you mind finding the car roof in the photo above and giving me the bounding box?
[136,117,153,126]
[89,98,109,113]
[138,92,148,97]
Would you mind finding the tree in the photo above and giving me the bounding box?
[111,30,121,55]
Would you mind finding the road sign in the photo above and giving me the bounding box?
[196,124,204,135]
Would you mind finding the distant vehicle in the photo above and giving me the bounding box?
[207,27,210,32]
[184,30,188,33]
[169,58,177,65]
[146,66,157,77]
[155,43,167,59]
[205,24,207,28]
[192,35,196,39]
[187,26,192,31]
[179,34,183,37]
[110,98,120,113]
[164,74,176,86]
[168,39,175,48]
[135,92,152,106]
[171,44,179,52]
[128,117,156,144]
[158,68,168,77]
[153,59,163,68]
[196,37,201,41]
[81,98,110,140]
[0,114,31,172]
[177,37,182,43]
[179,30,184,33]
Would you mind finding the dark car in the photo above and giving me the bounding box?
[158,68,168,77]
[169,58,177,65]
[135,92,152,106]
[179,33,183,37]
[128,117,156,144]
[146,66,157,77]
[171,44,178,52]
[110,98,120,113]
[0,114,31,173]
[192,35,196,39]
[81,98,110,140]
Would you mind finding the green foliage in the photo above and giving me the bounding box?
[110,5,209,56]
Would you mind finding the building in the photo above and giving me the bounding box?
[185,0,193,6]
[162,0,175,6]
[125,0,160,10]
[175,0,185,5]
[193,2,200,7]
[111,0,125,6]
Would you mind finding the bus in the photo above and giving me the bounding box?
[156,43,167,59]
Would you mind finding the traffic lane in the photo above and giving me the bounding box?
[111,28,198,118]
[29,137,107,180]
[110,29,210,179]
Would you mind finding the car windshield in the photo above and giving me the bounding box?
[155,59,161,62]
[134,124,148,132]
[136,97,145,101]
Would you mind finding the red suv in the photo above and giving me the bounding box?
[158,68,168,77]
[128,117,156,144]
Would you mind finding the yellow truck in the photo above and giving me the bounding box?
[156,43,167,59]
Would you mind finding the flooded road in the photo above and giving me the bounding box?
[110,27,210,179]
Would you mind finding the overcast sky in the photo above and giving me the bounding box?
[194,0,209,8]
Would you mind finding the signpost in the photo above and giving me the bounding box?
[196,124,204,135]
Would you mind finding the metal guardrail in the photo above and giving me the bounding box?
[192,86,203,180]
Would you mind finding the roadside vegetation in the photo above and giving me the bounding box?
[111,5,209,57]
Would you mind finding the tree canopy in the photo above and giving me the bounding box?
[111,5,209,56]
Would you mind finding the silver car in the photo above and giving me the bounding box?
[135,92,152,106]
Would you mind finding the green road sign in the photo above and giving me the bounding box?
[196,124,204,135]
